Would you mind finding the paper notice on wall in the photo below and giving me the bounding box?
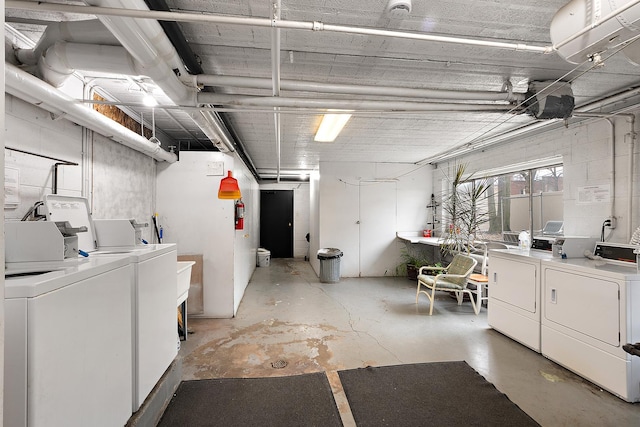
[577,184,610,204]
[4,167,20,208]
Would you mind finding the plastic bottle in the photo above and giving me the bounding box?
[518,231,531,252]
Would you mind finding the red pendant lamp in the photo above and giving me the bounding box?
[218,170,242,199]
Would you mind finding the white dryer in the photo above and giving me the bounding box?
[4,256,133,427]
[488,248,553,352]
[541,258,640,402]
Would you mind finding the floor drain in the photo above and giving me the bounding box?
[271,359,288,369]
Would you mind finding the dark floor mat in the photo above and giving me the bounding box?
[158,372,342,427]
[338,361,539,427]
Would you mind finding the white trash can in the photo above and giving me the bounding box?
[257,248,271,267]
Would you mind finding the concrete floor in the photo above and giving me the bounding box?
[177,259,640,426]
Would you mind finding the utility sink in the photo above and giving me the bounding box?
[177,261,195,305]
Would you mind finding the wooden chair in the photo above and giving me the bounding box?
[467,242,508,312]
[416,254,478,315]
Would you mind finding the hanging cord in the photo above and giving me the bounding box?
[21,201,45,221]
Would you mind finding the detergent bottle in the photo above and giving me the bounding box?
[518,230,531,252]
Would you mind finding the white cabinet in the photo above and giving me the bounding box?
[488,249,551,352]
[541,259,640,402]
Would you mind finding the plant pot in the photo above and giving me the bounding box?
[407,264,419,281]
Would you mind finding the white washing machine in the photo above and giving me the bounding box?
[115,244,177,410]
[4,256,134,427]
[43,195,178,411]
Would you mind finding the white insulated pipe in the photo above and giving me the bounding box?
[85,0,194,106]
[272,0,282,182]
[5,62,177,163]
[627,116,637,240]
[6,1,550,54]
[196,93,515,112]
[39,42,141,87]
[195,75,523,102]
[15,19,120,65]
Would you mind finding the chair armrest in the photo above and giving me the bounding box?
[437,273,468,281]
[419,265,447,275]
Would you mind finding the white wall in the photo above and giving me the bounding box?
[4,96,156,235]
[259,182,311,259]
[90,133,157,242]
[310,169,321,274]
[316,162,433,277]
[156,151,260,318]
[438,116,639,243]
[233,158,260,314]
[1,6,6,415]
[5,96,83,220]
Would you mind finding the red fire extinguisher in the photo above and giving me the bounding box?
[235,199,245,230]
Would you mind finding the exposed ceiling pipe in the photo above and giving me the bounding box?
[6,1,551,54]
[272,0,282,183]
[23,40,241,159]
[575,88,640,113]
[9,12,236,154]
[81,0,235,153]
[13,0,640,64]
[5,62,177,163]
[14,19,120,65]
[423,86,640,164]
[142,0,202,75]
[37,42,140,87]
[195,94,516,112]
[143,0,263,177]
[195,75,524,103]
[628,119,637,240]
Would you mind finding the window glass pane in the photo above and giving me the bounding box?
[533,166,563,237]
[470,164,563,244]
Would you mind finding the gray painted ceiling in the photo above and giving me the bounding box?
[6,0,640,178]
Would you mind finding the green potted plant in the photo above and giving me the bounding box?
[440,163,491,256]
[396,249,430,280]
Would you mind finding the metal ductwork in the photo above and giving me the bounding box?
[83,0,235,153]
[5,62,177,163]
[523,81,575,119]
[15,19,120,65]
[11,3,236,154]
[37,42,141,87]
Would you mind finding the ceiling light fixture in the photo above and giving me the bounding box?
[314,112,352,142]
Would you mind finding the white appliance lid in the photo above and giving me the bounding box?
[43,195,98,252]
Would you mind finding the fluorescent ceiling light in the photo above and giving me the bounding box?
[314,112,352,142]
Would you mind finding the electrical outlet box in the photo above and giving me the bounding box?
[608,216,617,229]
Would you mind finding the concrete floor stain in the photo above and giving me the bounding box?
[184,319,343,380]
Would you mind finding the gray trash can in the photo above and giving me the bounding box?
[317,248,343,283]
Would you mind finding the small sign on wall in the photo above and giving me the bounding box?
[206,161,224,176]
[577,184,610,204]
[5,167,20,208]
